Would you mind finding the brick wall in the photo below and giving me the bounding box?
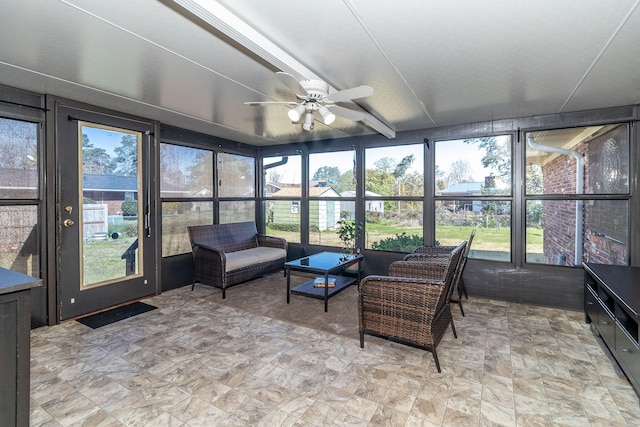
[540,125,627,265]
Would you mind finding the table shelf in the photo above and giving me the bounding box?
[291,274,356,299]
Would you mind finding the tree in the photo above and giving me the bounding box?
[392,154,415,196]
[160,144,186,188]
[392,155,414,181]
[187,151,213,192]
[526,164,543,194]
[402,171,424,196]
[82,134,113,174]
[464,137,511,182]
[373,157,395,174]
[435,165,447,191]
[268,169,282,184]
[334,169,356,193]
[217,154,253,196]
[447,159,473,186]
[365,169,395,196]
[0,118,37,169]
[113,134,138,176]
[312,166,341,183]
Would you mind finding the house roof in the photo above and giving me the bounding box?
[340,190,381,198]
[439,182,484,196]
[272,186,340,197]
[82,174,138,192]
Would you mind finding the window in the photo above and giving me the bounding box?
[217,153,255,198]
[0,118,38,200]
[264,155,301,243]
[217,153,256,223]
[525,124,629,266]
[308,151,355,246]
[0,117,40,276]
[160,144,213,257]
[435,136,512,261]
[364,144,424,251]
[219,200,255,224]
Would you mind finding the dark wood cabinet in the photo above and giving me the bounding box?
[583,262,640,398]
[0,268,42,427]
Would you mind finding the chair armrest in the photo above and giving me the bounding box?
[403,253,450,262]
[412,246,457,255]
[388,260,448,280]
[193,243,226,257]
[257,234,288,251]
[359,275,446,311]
[189,243,228,288]
[192,243,226,270]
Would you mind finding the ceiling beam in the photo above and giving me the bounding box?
[171,0,395,138]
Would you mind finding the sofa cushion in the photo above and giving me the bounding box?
[225,247,287,272]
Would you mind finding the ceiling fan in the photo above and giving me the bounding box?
[244,72,374,131]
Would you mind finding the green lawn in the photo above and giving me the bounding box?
[272,222,544,257]
[83,236,138,285]
[76,221,545,285]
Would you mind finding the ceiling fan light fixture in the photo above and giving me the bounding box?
[318,106,336,125]
[288,104,306,122]
[302,112,315,131]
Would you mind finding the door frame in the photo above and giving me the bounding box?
[51,100,160,322]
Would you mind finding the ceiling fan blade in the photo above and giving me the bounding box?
[326,85,374,102]
[244,101,298,106]
[327,105,366,121]
[276,72,308,96]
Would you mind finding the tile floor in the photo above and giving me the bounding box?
[30,285,640,426]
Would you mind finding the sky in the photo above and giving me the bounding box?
[82,125,505,186]
[264,138,506,185]
[82,124,134,157]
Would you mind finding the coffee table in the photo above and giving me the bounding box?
[285,251,363,312]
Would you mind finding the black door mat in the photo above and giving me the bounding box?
[76,301,157,329]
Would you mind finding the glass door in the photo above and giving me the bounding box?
[57,107,156,320]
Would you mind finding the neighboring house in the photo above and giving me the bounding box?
[265,182,304,198]
[82,174,139,215]
[339,190,384,219]
[269,186,341,231]
[0,170,139,216]
[439,182,484,212]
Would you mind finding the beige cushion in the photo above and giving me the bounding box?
[225,247,286,272]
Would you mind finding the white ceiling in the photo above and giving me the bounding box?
[1,0,639,146]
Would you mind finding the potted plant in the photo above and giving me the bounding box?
[336,219,363,273]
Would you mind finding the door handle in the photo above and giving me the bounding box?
[63,219,75,227]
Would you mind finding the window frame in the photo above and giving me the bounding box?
[523,123,632,266]
[432,135,514,262]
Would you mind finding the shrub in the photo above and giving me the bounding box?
[123,221,138,237]
[121,199,138,216]
[163,202,180,215]
[336,219,362,253]
[370,232,423,252]
[268,223,300,232]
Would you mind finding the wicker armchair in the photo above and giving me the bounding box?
[404,229,475,316]
[358,242,465,372]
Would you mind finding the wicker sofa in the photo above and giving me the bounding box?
[187,222,287,298]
